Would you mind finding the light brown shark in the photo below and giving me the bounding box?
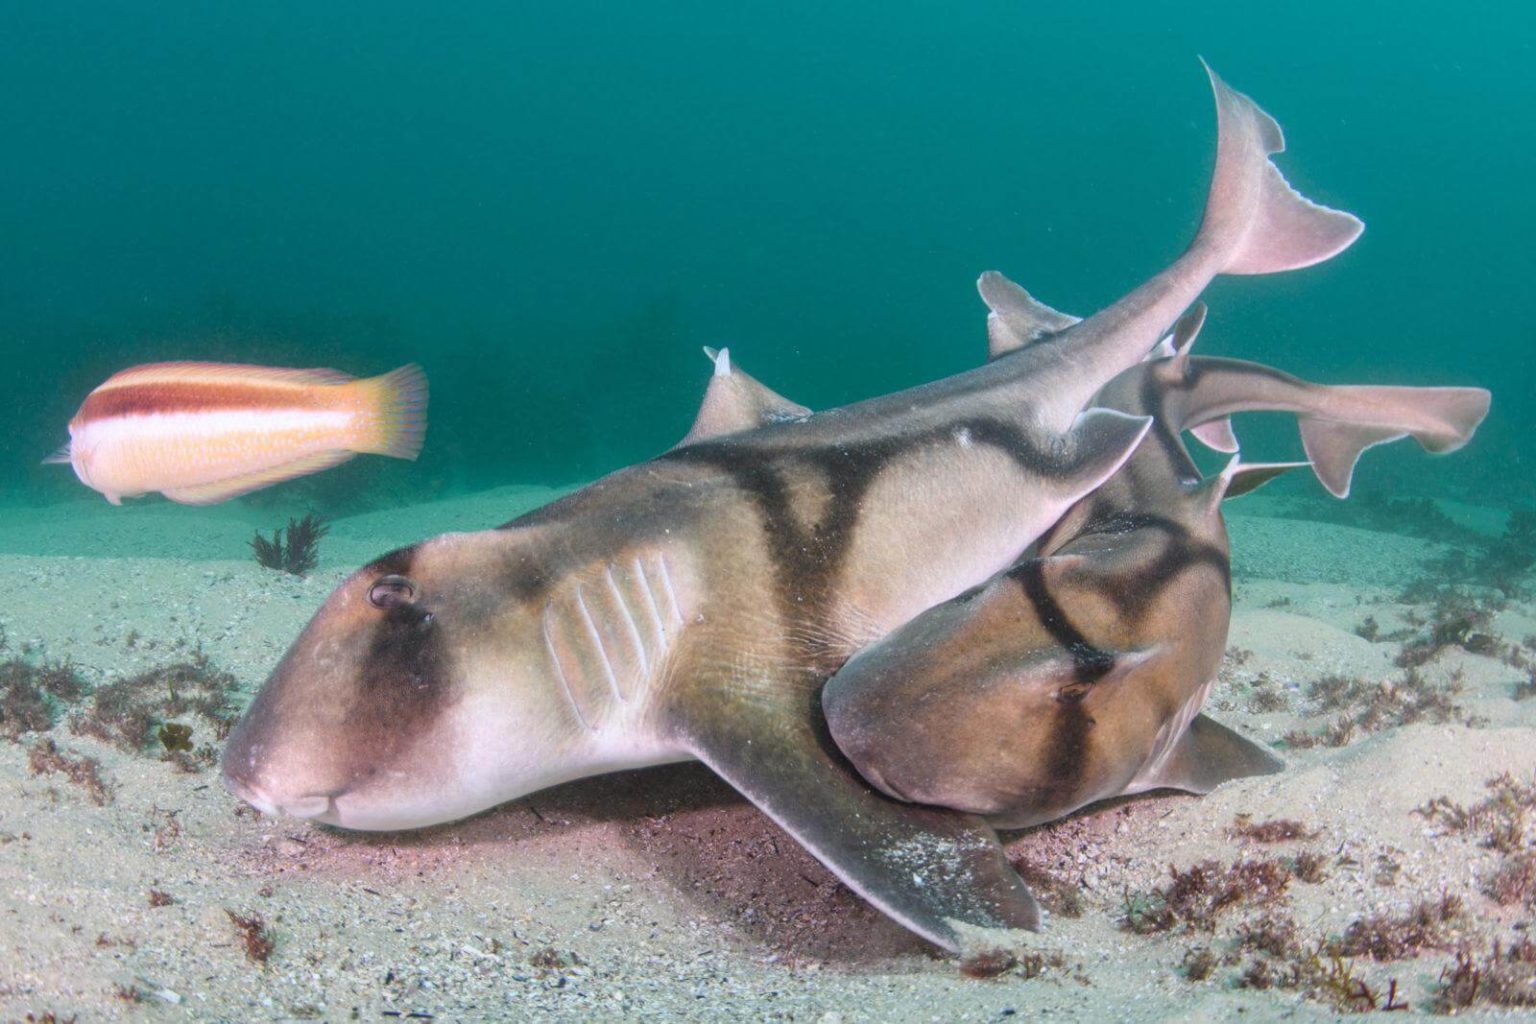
[221,65,1364,953]
[822,296,1491,829]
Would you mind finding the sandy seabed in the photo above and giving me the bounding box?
[1,487,1533,1022]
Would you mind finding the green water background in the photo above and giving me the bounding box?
[1,2,1530,520]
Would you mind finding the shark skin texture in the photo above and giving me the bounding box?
[222,65,1372,956]
[822,297,1491,831]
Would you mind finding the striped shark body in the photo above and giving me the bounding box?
[222,65,1368,955]
[822,298,1490,829]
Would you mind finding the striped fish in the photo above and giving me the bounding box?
[46,361,428,505]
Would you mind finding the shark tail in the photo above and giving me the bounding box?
[1197,60,1364,276]
[1299,385,1491,498]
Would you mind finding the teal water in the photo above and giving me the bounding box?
[1,2,1530,511]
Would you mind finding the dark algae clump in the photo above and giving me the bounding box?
[27,738,110,805]
[1437,937,1536,1011]
[70,654,240,772]
[1282,667,1472,749]
[250,512,329,576]
[1329,893,1465,962]
[226,909,275,964]
[1228,815,1320,843]
[0,659,89,740]
[1415,772,1535,855]
[1122,857,1293,934]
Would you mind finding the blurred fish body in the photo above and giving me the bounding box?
[47,361,428,505]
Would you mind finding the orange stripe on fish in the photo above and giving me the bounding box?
[49,361,428,506]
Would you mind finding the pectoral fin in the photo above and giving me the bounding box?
[680,691,1040,954]
[1137,713,1283,795]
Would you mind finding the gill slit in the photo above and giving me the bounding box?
[575,585,625,704]
[658,554,684,625]
[605,565,648,677]
[541,608,594,733]
[633,557,668,647]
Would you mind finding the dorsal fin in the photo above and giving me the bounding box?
[677,347,811,447]
[977,271,1080,359]
[97,361,354,389]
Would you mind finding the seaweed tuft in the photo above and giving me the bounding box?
[69,654,239,771]
[1437,937,1536,1011]
[27,738,110,805]
[1329,893,1463,961]
[226,909,274,964]
[1122,857,1292,934]
[0,659,90,741]
[250,513,329,576]
[1229,816,1320,843]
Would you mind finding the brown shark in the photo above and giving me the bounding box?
[822,296,1490,829]
[221,65,1364,953]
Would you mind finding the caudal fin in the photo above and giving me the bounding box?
[1197,60,1364,275]
[1299,385,1491,498]
[352,364,429,459]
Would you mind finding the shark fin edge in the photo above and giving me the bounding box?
[1198,62,1364,276]
[1299,418,1407,498]
[1189,417,1240,453]
[977,271,1080,359]
[1057,409,1155,499]
[1136,713,1284,795]
[680,694,1040,954]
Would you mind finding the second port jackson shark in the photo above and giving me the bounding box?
[218,65,1476,956]
[823,295,1488,831]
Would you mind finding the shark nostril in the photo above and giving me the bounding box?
[221,773,337,820]
[279,794,334,819]
[221,772,278,816]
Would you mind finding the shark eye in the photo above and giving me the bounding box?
[368,575,417,609]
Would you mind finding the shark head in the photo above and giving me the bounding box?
[221,527,595,831]
[824,567,1142,825]
[822,542,1237,830]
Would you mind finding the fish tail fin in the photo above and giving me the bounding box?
[1197,60,1364,275]
[1299,385,1491,498]
[351,363,429,459]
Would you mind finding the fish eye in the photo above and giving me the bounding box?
[368,575,417,609]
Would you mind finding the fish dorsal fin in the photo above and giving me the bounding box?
[1188,417,1240,453]
[977,271,1080,359]
[98,361,355,389]
[1132,713,1283,795]
[677,347,810,447]
[41,442,72,465]
[161,450,354,505]
[1170,302,1209,364]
